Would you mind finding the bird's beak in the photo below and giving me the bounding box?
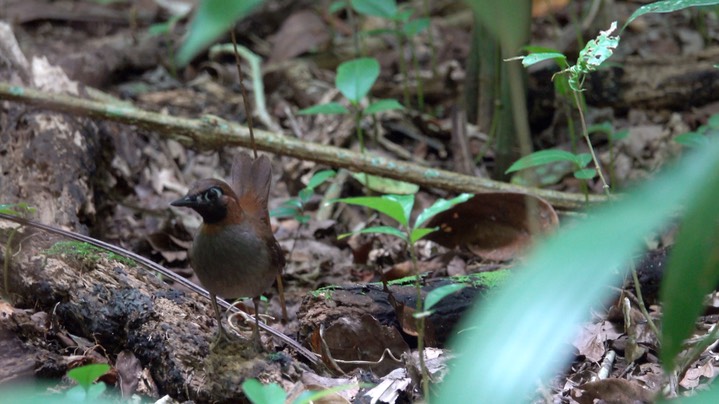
[171,195,196,208]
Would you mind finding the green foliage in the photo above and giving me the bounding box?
[505,149,595,180]
[242,378,358,404]
[242,379,286,404]
[298,57,402,116]
[46,241,135,267]
[659,154,719,371]
[65,363,111,401]
[334,193,472,243]
[422,284,467,312]
[675,113,719,148]
[176,0,263,66]
[0,202,36,217]
[350,0,398,19]
[622,0,719,31]
[437,133,719,403]
[336,58,380,104]
[271,170,336,224]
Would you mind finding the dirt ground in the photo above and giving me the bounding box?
[1,0,719,402]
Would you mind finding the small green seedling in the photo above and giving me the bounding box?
[333,192,472,398]
[298,57,404,192]
[271,170,337,224]
[299,57,402,153]
[341,0,430,108]
[513,23,621,194]
[65,363,111,402]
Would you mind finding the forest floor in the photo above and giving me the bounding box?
[1,0,719,403]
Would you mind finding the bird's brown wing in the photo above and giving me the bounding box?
[231,152,272,223]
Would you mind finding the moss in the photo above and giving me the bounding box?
[310,285,339,300]
[46,241,135,267]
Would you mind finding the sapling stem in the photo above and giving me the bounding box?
[572,90,610,194]
[409,241,430,399]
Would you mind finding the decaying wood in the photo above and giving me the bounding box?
[297,272,507,376]
[1,232,304,402]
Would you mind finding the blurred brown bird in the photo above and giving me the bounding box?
[171,152,285,349]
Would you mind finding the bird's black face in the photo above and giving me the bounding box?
[171,186,228,224]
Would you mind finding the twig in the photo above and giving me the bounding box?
[0,83,610,209]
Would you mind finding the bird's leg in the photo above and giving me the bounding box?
[252,296,264,351]
[209,293,231,348]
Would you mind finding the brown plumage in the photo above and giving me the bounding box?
[171,152,285,349]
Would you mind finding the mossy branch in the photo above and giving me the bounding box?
[0,83,609,209]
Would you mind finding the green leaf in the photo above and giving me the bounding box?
[611,129,630,141]
[660,154,719,372]
[505,150,581,174]
[623,0,719,31]
[675,132,709,148]
[587,121,613,136]
[176,0,262,66]
[298,188,314,203]
[351,172,419,195]
[576,22,619,72]
[410,227,438,243]
[364,99,403,114]
[350,225,408,241]
[382,194,414,227]
[328,0,347,14]
[414,193,473,229]
[402,17,431,37]
[573,168,597,180]
[575,153,593,168]
[269,205,300,219]
[86,382,107,400]
[67,364,111,390]
[521,52,566,68]
[298,102,349,115]
[709,114,719,129]
[294,383,362,404]
[336,58,380,104]
[424,284,467,311]
[333,196,408,226]
[242,379,286,404]
[350,0,398,18]
[307,170,337,189]
[436,135,719,404]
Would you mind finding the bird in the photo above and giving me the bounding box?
[170,152,285,349]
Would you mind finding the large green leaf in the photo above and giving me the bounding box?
[382,194,415,227]
[521,52,566,68]
[505,149,582,174]
[414,193,473,229]
[176,0,262,66]
[241,379,285,404]
[623,0,719,31]
[333,196,408,226]
[660,156,719,371]
[298,102,349,115]
[437,136,719,403]
[336,58,380,104]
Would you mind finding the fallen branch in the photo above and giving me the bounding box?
[0,83,609,209]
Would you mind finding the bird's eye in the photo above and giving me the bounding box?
[207,187,222,200]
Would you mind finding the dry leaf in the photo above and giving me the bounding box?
[425,192,558,260]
